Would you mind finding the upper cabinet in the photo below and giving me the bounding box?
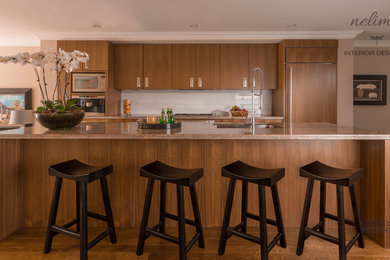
[114,44,143,90]
[57,41,110,71]
[249,44,278,89]
[143,44,172,89]
[172,44,219,89]
[219,44,249,89]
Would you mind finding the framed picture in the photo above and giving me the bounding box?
[0,88,32,120]
[353,75,387,105]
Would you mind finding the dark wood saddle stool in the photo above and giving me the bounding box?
[218,160,287,260]
[43,159,117,260]
[296,161,365,260]
[136,160,205,260]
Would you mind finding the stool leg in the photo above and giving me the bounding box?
[296,179,314,256]
[319,181,326,233]
[218,178,236,255]
[177,185,186,260]
[43,177,63,254]
[337,185,346,260]
[241,181,248,233]
[350,185,365,248]
[136,179,155,256]
[271,184,287,248]
[76,181,80,232]
[190,184,205,248]
[100,176,117,243]
[258,185,268,260]
[80,182,88,260]
[159,181,167,233]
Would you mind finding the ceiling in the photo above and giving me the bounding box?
[0,0,390,46]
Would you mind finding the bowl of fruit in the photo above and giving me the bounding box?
[230,105,248,117]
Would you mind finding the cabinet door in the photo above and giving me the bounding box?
[220,44,249,89]
[172,44,196,89]
[249,44,277,89]
[286,47,337,63]
[57,41,109,71]
[81,41,109,71]
[114,44,143,90]
[195,44,219,89]
[143,44,172,89]
[286,63,337,123]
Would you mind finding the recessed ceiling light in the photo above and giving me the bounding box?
[92,24,102,29]
[189,24,199,29]
[286,24,297,28]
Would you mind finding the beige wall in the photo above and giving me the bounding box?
[337,40,354,127]
[354,47,390,132]
[0,46,40,109]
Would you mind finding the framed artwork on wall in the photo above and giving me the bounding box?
[353,75,387,105]
[0,88,32,120]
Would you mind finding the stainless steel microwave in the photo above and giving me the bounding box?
[72,72,106,93]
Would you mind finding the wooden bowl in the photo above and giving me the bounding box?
[230,110,248,117]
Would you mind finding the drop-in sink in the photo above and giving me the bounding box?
[213,122,278,128]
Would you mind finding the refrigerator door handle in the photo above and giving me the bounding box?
[289,66,293,125]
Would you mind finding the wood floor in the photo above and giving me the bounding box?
[0,227,389,259]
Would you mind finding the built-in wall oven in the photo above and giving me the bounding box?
[72,95,105,116]
[72,72,106,93]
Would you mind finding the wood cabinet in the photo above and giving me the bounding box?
[273,40,338,123]
[143,44,172,89]
[57,41,109,71]
[286,63,337,123]
[219,44,249,89]
[113,44,143,90]
[172,44,219,89]
[249,44,278,89]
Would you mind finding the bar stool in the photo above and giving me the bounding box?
[218,161,287,260]
[43,159,117,260]
[136,160,205,260]
[296,161,365,260]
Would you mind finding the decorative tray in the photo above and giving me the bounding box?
[137,119,181,129]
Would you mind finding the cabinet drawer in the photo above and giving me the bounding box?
[285,47,337,63]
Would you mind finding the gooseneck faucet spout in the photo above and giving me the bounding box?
[250,67,264,135]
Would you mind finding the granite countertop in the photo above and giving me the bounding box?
[0,121,388,140]
[84,115,284,121]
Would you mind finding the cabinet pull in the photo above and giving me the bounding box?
[198,77,202,88]
[137,77,141,88]
[145,77,149,88]
[243,77,247,88]
[289,67,293,124]
[190,77,194,88]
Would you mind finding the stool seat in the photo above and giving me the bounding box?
[300,161,362,186]
[48,159,113,183]
[222,160,284,186]
[140,160,203,186]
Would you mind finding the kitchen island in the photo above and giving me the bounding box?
[0,121,389,248]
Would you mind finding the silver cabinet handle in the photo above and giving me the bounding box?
[198,77,202,88]
[137,77,141,88]
[145,77,149,88]
[190,77,194,88]
[289,66,293,124]
[243,77,247,88]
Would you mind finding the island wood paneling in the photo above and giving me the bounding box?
[360,140,390,248]
[0,140,22,240]
[18,139,360,231]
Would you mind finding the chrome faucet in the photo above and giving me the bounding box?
[250,67,264,134]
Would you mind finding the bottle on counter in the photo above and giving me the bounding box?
[123,99,131,116]
[160,108,166,124]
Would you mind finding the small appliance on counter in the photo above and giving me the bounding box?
[72,95,105,116]
[71,72,106,93]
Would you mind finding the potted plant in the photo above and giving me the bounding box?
[0,48,89,130]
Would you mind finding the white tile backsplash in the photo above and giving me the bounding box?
[121,90,272,116]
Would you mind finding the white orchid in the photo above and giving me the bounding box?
[15,52,30,65]
[0,47,89,106]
